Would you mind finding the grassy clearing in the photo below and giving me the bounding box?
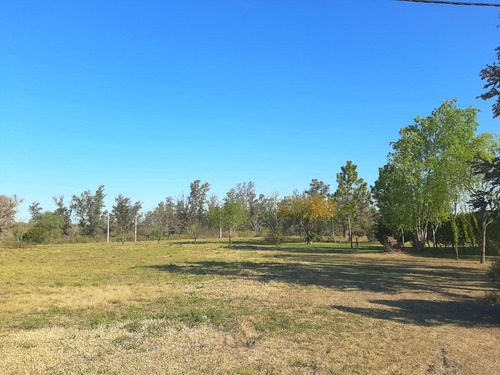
[0,239,498,374]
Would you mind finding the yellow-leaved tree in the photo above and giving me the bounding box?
[280,192,335,244]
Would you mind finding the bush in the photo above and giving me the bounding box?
[23,227,46,243]
[22,212,65,244]
[264,230,283,247]
[487,258,500,304]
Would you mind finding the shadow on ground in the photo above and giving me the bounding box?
[223,243,382,254]
[331,298,500,327]
[145,259,500,327]
[144,257,489,299]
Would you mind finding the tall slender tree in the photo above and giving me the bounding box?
[469,155,500,263]
[333,161,370,248]
[187,180,210,226]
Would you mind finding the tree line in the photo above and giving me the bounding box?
[0,166,374,247]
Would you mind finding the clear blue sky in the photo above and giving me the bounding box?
[1,0,499,221]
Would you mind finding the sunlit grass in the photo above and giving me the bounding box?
[0,239,498,374]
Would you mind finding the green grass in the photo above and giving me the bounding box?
[0,239,498,374]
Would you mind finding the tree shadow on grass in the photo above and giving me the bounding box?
[331,298,500,327]
[224,244,383,255]
[144,258,489,299]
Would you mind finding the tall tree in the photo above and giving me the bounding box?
[28,202,43,222]
[333,161,370,248]
[305,179,330,197]
[221,188,249,244]
[469,155,500,263]
[479,47,500,118]
[144,197,176,238]
[52,195,72,234]
[0,195,21,239]
[187,180,210,226]
[223,182,258,233]
[175,195,188,233]
[372,164,408,244]
[373,100,494,251]
[111,194,142,243]
[207,194,224,238]
[70,185,106,238]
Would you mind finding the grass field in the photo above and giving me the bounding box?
[0,239,499,374]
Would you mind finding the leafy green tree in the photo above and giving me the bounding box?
[333,161,371,248]
[71,186,106,238]
[0,195,21,240]
[207,197,224,239]
[372,164,408,244]
[187,223,201,244]
[221,200,248,244]
[479,47,500,118]
[373,100,494,252]
[225,182,258,233]
[150,226,165,244]
[111,194,142,243]
[144,197,177,238]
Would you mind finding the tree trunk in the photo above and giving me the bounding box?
[401,228,405,249]
[413,228,426,251]
[332,221,336,243]
[355,236,359,249]
[451,217,459,260]
[219,225,222,239]
[228,228,232,244]
[481,220,487,264]
[432,225,438,248]
[348,217,353,249]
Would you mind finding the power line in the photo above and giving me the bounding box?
[396,0,500,6]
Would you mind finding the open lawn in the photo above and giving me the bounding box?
[0,239,498,374]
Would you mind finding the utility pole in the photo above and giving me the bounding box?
[107,211,110,243]
[134,215,138,242]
